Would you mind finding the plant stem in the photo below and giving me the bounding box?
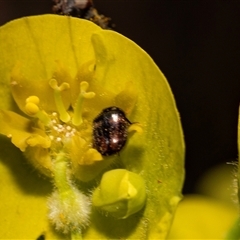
[54,150,73,200]
[53,150,84,239]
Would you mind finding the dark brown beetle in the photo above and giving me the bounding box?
[93,107,131,156]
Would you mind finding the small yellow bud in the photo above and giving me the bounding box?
[92,169,146,219]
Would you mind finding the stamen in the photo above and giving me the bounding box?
[49,79,70,123]
[35,111,51,126]
[25,96,51,125]
[72,81,95,126]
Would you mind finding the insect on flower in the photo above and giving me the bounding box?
[93,106,131,156]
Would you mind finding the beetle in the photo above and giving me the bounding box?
[93,107,131,156]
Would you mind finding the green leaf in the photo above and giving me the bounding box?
[0,15,184,239]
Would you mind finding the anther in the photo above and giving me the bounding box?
[25,96,51,125]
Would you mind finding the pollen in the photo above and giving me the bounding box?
[48,114,77,144]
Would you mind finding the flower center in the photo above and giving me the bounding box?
[24,79,98,159]
[48,112,77,144]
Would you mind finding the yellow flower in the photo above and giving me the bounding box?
[0,20,140,236]
[2,59,137,182]
[0,15,184,239]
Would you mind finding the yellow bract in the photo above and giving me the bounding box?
[0,15,184,239]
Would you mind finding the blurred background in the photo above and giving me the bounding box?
[0,0,239,194]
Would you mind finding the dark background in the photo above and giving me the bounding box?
[0,0,239,194]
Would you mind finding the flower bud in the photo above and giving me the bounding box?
[92,169,146,219]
